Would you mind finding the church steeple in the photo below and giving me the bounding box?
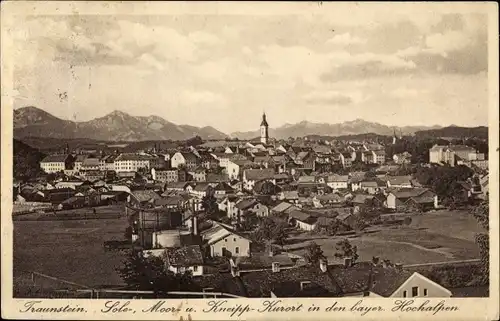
[260,112,269,127]
[260,112,269,145]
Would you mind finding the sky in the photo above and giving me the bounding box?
[8,3,490,134]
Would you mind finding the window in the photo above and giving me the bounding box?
[403,291,407,297]
[412,286,418,297]
[424,289,428,296]
[193,266,198,272]
[233,238,236,242]
[225,238,227,242]
[235,247,239,254]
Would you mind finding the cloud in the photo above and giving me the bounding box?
[179,90,226,105]
[326,32,366,46]
[303,91,353,105]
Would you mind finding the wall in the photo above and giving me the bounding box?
[210,235,250,257]
[168,265,204,277]
[391,273,451,298]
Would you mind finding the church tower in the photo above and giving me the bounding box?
[260,112,269,145]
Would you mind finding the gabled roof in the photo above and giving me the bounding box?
[233,252,295,271]
[298,176,315,183]
[244,168,275,181]
[351,194,375,204]
[288,210,312,222]
[327,175,349,183]
[271,202,294,213]
[389,188,434,199]
[281,191,299,200]
[165,245,204,267]
[201,222,251,245]
[386,175,413,185]
[235,198,259,210]
[130,190,161,203]
[41,154,69,163]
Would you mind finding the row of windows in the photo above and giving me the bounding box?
[403,286,428,297]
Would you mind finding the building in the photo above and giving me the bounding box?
[114,153,152,173]
[151,168,178,183]
[385,176,414,189]
[260,112,269,145]
[386,188,438,211]
[393,152,412,164]
[339,152,353,168]
[163,245,205,276]
[40,154,73,173]
[326,175,349,190]
[171,152,199,170]
[429,145,482,166]
[201,222,251,257]
[371,150,386,164]
[242,168,276,191]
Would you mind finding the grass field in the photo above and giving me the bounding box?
[13,207,130,290]
[287,209,484,265]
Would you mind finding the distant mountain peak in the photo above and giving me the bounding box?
[14,107,228,141]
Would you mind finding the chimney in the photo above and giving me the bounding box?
[319,259,328,273]
[272,262,280,273]
[344,257,352,268]
[231,266,240,277]
[395,263,403,271]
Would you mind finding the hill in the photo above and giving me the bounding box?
[14,107,228,141]
[231,119,441,139]
[415,126,488,140]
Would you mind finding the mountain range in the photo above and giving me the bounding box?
[15,106,483,142]
[14,107,228,141]
[229,119,442,140]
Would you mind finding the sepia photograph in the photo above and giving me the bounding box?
[1,1,498,320]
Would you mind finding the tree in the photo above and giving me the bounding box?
[254,217,288,247]
[333,239,359,265]
[201,191,218,217]
[117,250,196,295]
[471,199,489,285]
[304,242,326,265]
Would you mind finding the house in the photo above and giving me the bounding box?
[351,194,377,209]
[163,245,205,276]
[201,222,251,257]
[288,210,316,231]
[242,168,276,191]
[226,159,253,180]
[40,154,73,173]
[151,168,178,183]
[191,183,212,198]
[213,182,234,196]
[128,189,161,207]
[46,188,76,205]
[386,188,438,211]
[230,251,297,273]
[393,152,412,164]
[171,151,199,170]
[326,175,349,190]
[371,150,386,164]
[113,153,152,173]
[278,191,299,203]
[339,153,353,168]
[271,202,300,216]
[235,198,269,219]
[55,181,85,190]
[359,181,381,194]
[314,193,343,206]
[189,167,207,182]
[385,176,414,189]
[73,155,87,171]
[429,145,480,166]
[80,157,101,171]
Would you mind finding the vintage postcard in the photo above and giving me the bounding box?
[1,1,499,320]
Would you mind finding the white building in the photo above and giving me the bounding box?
[40,154,71,173]
[113,153,152,173]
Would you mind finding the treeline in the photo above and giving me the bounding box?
[13,139,46,181]
[415,126,488,140]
